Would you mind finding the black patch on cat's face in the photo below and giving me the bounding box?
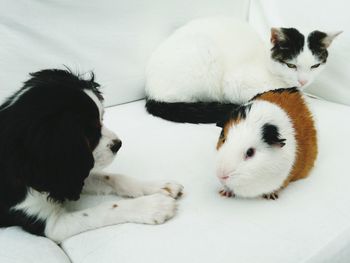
[307,31,328,63]
[271,28,305,61]
[262,123,286,147]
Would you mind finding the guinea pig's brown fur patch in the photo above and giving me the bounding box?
[216,117,243,149]
[253,88,318,187]
[216,105,250,149]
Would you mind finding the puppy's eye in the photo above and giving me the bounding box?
[311,63,321,69]
[245,148,255,159]
[285,62,297,69]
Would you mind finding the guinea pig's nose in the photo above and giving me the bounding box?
[217,172,230,181]
[110,139,122,153]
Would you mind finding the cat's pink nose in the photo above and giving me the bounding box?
[298,79,308,86]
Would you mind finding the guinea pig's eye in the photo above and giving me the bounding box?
[245,148,255,159]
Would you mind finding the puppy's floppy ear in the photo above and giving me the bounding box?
[262,123,286,148]
[26,112,94,202]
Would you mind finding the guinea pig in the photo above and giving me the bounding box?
[216,87,317,200]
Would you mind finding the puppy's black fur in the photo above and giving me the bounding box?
[0,69,103,234]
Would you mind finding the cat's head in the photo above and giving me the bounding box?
[269,27,341,88]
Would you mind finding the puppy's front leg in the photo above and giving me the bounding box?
[84,172,183,199]
[46,193,176,243]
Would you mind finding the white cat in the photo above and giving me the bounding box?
[145,17,341,123]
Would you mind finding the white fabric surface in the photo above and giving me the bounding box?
[61,98,350,263]
[1,1,349,262]
[0,0,249,107]
[249,0,350,106]
[0,227,70,263]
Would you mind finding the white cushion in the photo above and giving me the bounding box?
[0,0,249,107]
[0,227,70,263]
[61,98,350,263]
[249,0,350,106]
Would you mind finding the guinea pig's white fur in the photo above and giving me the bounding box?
[216,100,297,198]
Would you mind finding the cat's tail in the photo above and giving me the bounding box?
[145,99,239,124]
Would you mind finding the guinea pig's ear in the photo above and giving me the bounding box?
[262,123,286,148]
[27,112,94,202]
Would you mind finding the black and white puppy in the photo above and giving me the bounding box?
[0,69,183,243]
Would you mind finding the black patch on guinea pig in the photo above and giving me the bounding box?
[307,31,329,62]
[271,28,305,62]
[216,103,252,128]
[262,123,286,147]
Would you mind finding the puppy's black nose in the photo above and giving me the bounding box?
[110,139,122,153]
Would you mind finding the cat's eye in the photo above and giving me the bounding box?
[311,63,321,69]
[285,62,297,69]
[245,148,255,159]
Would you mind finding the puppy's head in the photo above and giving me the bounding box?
[2,69,121,202]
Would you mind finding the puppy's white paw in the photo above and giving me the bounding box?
[120,194,177,225]
[158,181,184,199]
[140,194,177,224]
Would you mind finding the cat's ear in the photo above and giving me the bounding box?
[270,27,285,44]
[322,31,343,48]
